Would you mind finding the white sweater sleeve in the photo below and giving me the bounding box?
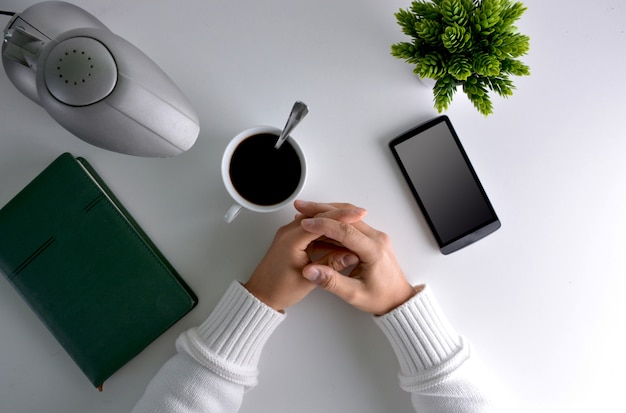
[132,282,501,413]
[131,281,285,413]
[374,285,499,413]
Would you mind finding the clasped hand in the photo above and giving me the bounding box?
[244,200,416,315]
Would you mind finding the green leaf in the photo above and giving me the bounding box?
[416,51,447,79]
[463,77,494,115]
[473,52,501,77]
[487,75,515,97]
[433,75,458,112]
[490,31,530,57]
[472,0,503,35]
[391,42,416,62]
[391,41,428,65]
[499,1,527,29]
[416,19,443,45]
[500,58,530,76]
[461,0,478,14]
[441,0,470,26]
[442,23,472,52]
[410,1,441,19]
[448,54,473,80]
[394,8,420,37]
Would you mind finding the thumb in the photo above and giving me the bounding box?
[302,264,362,303]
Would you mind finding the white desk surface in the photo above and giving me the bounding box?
[1,0,625,412]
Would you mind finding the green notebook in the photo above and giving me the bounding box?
[0,153,198,389]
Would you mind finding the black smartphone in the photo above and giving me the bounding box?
[389,115,500,254]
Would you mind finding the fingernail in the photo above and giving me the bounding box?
[303,268,321,283]
[301,218,318,229]
[353,207,367,215]
[342,254,359,267]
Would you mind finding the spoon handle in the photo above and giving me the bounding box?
[274,101,309,149]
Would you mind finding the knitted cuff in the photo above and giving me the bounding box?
[176,281,285,388]
[373,285,470,391]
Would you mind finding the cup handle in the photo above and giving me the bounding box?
[224,204,243,223]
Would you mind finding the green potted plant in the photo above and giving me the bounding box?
[391,0,530,116]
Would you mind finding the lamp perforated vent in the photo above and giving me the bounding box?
[44,37,118,106]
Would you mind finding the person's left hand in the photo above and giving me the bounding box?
[244,202,367,312]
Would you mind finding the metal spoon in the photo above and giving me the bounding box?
[274,101,309,149]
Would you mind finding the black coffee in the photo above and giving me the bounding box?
[229,133,302,206]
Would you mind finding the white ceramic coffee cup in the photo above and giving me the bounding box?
[221,126,307,223]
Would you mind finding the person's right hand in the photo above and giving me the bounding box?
[295,201,418,316]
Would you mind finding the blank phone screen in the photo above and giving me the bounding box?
[392,119,496,245]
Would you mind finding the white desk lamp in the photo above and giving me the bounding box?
[2,1,199,157]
